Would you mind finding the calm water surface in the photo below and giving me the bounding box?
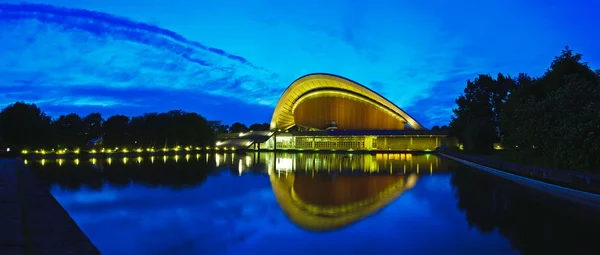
[28,153,600,255]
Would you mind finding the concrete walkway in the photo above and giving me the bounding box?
[0,158,100,255]
[0,159,26,255]
[440,153,600,209]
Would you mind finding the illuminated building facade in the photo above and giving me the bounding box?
[217,73,458,151]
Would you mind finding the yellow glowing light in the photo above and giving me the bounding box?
[195,154,200,161]
[41,159,45,166]
[122,157,128,164]
[173,147,180,152]
[91,158,97,165]
[245,156,251,167]
[174,155,180,163]
[215,154,221,167]
[107,158,112,165]
[122,148,129,153]
[185,147,191,151]
[74,149,80,154]
[21,150,28,154]
[136,156,143,164]
[90,149,97,153]
[231,147,236,151]
[135,148,143,153]
[270,74,424,130]
[150,156,155,164]
[162,155,168,163]
[195,147,201,150]
[238,159,243,176]
[106,149,113,153]
[58,158,64,166]
[239,132,245,137]
[101,148,105,153]
[74,159,80,165]
[185,154,190,162]
[162,148,168,152]
[24,159,28,164]
[215,141,223,146]
[40,150,46,155]
[147,148,155,152]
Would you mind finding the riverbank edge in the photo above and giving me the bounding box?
[2,158,101,255]
[439,152,600,208]
[19,149,436,160]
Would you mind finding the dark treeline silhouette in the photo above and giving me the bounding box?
[214,122,270,134]
[449,47,600,172]
[450,164,600,255]
[0,103,270,150]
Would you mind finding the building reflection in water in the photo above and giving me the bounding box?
[271,170,418,231]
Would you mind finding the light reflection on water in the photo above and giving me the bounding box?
[27,153,600,255]
[27,152,442,177]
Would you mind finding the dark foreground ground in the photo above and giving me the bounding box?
[0,157,100,255]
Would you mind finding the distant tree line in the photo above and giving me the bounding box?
[0,103,268,150]
[213,122,270,134]
[449,46,600,171]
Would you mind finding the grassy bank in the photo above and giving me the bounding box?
[464,149,549,169]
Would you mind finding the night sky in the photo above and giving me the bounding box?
[1,0,599,128]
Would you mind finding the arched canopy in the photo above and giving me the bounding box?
[270,73,424,130]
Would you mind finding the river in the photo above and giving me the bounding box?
[27,152,600,255]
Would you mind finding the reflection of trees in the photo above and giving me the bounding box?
[32,159,213,191]
[451,166,600,255]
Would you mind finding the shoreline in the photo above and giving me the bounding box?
[19,149,437,159]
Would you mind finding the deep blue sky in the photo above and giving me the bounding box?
[1,0,599,128]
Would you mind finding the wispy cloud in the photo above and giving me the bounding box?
[0,3,284,110]
[1,1,599,127]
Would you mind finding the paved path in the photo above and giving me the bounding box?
[0,159,26,255]
[0,158,100,255]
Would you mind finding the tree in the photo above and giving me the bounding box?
[102,115,130,147]
[82,113,104,143]
[449,74,515,153]
[229,122,249,133]
[0,102,54,149]
[249,123,270,131]
[54,113,84,149]
[500,47,600,171]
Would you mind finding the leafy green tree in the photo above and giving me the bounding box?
[501,47,600,171]
[82,113,104,143]
[229,122,249,133]
[249,123,270,131]
[54,113,84,149]
[0,102,54,149]
[102,115,130,147]
[449,74,515,153]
